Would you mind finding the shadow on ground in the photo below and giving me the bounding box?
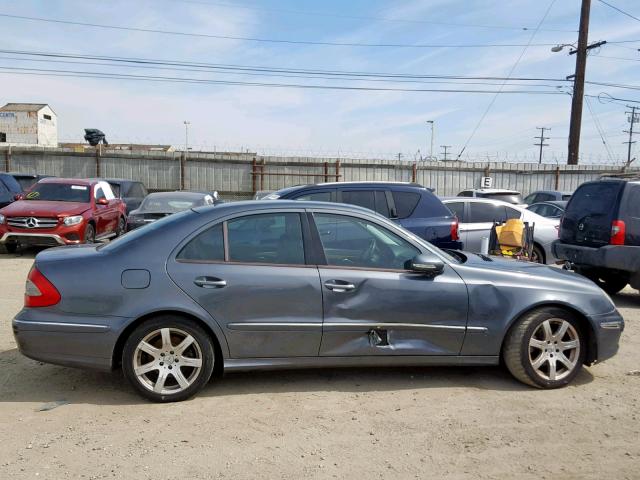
[614,290,640,309]
[0,347,594,406]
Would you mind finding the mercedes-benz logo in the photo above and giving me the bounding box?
[25,217,38,229]
[578,223,584,231]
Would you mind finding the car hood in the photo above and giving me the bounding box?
[0,200,90,217]
[453,252,607,295]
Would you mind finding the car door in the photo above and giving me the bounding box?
[310,211,468,356]
[166,210,324,358]
[93,185,111,235]
[462,202,510,252]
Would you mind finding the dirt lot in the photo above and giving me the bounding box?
[0,252,639,480]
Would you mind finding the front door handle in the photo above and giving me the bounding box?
[324,280,356,292]
[194,276,227,288]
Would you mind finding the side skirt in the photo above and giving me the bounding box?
[223,355,499,372]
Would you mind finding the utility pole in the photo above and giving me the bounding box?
[440,145,451,161]
[534,127,551,164]
[426,120,435,160]
[183,120,190,153]
[624,105,638,168]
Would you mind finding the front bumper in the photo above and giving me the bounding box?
[553,241,640,273]
[0,222,85,246]
[12,308,128,371]
[588,310,625,364]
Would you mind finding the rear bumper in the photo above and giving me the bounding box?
[553,241,640,273]
[12,309,127,371]
[588,310,624,363]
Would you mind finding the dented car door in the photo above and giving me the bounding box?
[311,211,469,356]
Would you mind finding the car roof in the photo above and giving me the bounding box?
[532,200,567,207]
[38,177,95,186]
[193,199,382,217]
[6,172,39,178]
[459,188,521,194]
[443,197,522,207]
[146,191,209,199]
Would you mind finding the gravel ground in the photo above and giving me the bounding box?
[0,251,639,479]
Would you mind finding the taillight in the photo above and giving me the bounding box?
[450,219,460,241]
[610,220,626,245]
[24,267,60,308]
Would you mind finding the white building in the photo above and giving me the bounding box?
[0,103,58,147]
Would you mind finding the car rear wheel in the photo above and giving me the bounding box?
[122,316,215,402]
[116,216,126,237]
[531,245,545,264]
[84,224,96,244]
[503,307,585,389]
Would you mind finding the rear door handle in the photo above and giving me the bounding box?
[194,276,227,288]
[324,280,356,292]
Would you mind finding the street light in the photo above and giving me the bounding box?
[426,120,435,160]
[550,43,576,53]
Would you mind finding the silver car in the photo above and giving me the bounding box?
[443,198,560,264]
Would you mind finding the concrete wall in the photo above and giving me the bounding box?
[1,146,637,199]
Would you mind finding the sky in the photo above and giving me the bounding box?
[0,0,638,164]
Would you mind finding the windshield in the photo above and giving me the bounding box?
[139,195,202,213]
[481,193,523,204]
[24,183,90,202]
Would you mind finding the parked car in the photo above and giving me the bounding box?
[126,191,215,231]
[442,197,560,264]
[13,200,623,402]
[524,190,572,205]
[554,178,640,294]
[457,188,524,205]
[253,190,274,200]
[0,173,23,208]
[102,178,148,214]
[263,182,462,250]
[7,173,55,192]
[0,178,126,253]
[527,201,567,219]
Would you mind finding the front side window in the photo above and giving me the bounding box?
[314,213,420,270]
[227,213,305,265]
[177,223,224,261]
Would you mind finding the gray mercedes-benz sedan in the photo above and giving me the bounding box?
[13,201,624,402]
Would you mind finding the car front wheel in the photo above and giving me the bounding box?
[122,316,215,402]
[503,307,585,389]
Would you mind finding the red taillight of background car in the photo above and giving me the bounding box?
[24,267,60,308]
[450,219,460,241]
[610,220,626,245]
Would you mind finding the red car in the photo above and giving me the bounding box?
[0,178,127,253]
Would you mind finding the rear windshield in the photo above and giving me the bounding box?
[14,177,37,191]
[24,183,90,203]
[140,195,203,213]
[567,183,620,218]
[480,193,523,204]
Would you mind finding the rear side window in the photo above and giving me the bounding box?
[227,213,305,265]
[342,190,375,212]
[468,203,508,223]
[177,223,224,261]
[293,191,331,202]
[392,191,421,218]
[128,183,147,198]
[458,191,473,197]
[446,202,465,222]
[375,191,390,217]
[622,185,640,218]
[506,207,521,219]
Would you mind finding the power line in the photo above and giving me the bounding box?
[455,0,558,160]
[0,49,572,83]
[165,0,578,32]
[585,96,616,163]
[0,55,567,88]
[597,0,640,22]
[586,80,640,91]
[0,13,571,49]
[0,65,569,95]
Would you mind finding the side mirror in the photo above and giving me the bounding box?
[409,253,445,276]
[97,197,109,205]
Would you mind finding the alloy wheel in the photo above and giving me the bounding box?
[133,327,203,395]
[528,319,580,381]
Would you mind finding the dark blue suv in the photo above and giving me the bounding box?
[264,182,462,250]
[0,173,22,209]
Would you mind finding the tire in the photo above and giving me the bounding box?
[531,244,545,264]
[582,270,628,295]
[503,307,585,389]
[3,242,18,254]
[84,223,96,244]
[115,216,126,237]
[122,316,215,402]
